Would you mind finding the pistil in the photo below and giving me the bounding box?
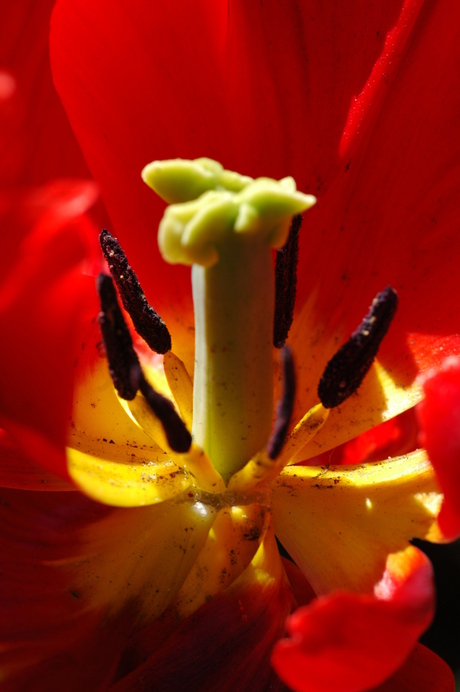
[191,232,275,478]
[143,158,315,481]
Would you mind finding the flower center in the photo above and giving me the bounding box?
[96,158,398,500]
[143,158,315,482]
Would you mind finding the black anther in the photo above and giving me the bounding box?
[138,375,192,453]
[97,273,141,400]
[267,346,296,459]
[100,229,172,354]
[318,286,398,409]
[274,215,302,349]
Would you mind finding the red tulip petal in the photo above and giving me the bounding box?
[0,181,100,477]
[50,0,415,229]
[417,357,460,539]
[0,429,74,490]
[289,0,460,425]
[307,407,418,466]
[371,643,454,692]
[224,0,409,184]
[50,0,229,324]
[282,558,316,608]
[0,487,118,688]
[0,0,92,186]
[271,546,434,692]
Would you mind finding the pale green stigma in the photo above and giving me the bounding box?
[143,157,315,268]
[142,157,253,204]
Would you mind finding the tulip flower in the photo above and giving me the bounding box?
[0,0,459,690]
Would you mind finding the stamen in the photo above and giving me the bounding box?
[99,229,171,354]
[274,215,302,348]
[97,273,191,453]
[318,286,398,408]
[97,273,141,400]
[267,346,296,459]
[138,375,192,453]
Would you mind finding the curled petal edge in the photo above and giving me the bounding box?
[271,545,434,692]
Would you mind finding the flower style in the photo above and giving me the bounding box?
[0,0,460,690]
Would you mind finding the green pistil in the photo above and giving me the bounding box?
[143,158,315,481]
[192,234,274,479]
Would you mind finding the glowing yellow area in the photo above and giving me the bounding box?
[245,519,287,587]
[228,403,330,493]
[121,391,176,453]
[272,449,442,596]
[67,323,195,505]
[182,443,226,494]
[284,403,330,465]
[222,519,290,597]
[122,390,225,495]
[173,502,270,618]
[289,287,424,457]
[66,308,443,614]
[298,361,422,460]
[67,448,190,507]
[163,350,194,429]
[54,497,218,625]
[70,333,163,463]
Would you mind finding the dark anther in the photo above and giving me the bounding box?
[99,229,172,354]
[267,346,296,459]
[97,273,141,400]
[138,375,192,453]
[273,215,302,349]
[97,274,191,451]
[318,286,398,409]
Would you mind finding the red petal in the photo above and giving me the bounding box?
[417,357,460,539]
[0,429,74,490]
[0,0,92,185]
[282,557,316,608]
[0,487,118,689]
[271,546,434,692]
[371,643,454,692]
[290,0,460,394]
[50,0,229,313]
[307,407,419,466]
[0,181,100,476]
